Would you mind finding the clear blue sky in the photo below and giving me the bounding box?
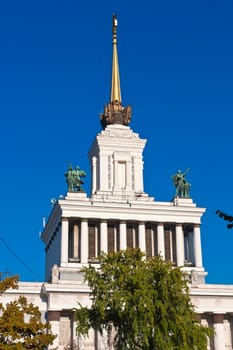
[0,0,233,284]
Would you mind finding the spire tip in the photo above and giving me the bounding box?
[100,15,132,129]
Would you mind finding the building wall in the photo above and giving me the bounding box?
[2,281,233,349]
[45,222,62,281]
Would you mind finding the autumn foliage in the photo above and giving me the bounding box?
[0,276,55,349]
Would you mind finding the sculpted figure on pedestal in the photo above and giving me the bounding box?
[65,162,86,192]
[172,168,191,198]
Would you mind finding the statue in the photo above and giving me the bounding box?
[172,168,191,198]
[65,162,86,192]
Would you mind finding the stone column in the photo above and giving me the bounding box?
[176,224,184,266]
[100,220,108,253]
[138,222,146,253]
[91,156,97,194]
[157,223,165,259]
[119,221,127,250]
[47,311,60,349]
[213,314,225,350]
[61,218,69,264]
[193,224,203,268]
[80,219,88,264]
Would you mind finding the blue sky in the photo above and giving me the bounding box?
[0,0,233,284]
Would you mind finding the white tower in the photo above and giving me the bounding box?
[41,15,206,286]
[89,125,147,199]
[89,15,148,201]
[37,15,216,349]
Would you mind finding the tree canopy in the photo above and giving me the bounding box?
[0,276,55,349]
[216,210,233,229]
[75,249,212,350]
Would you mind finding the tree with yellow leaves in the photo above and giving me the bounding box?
[0,276,55,349]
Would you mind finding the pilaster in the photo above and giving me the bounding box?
[91,156,97,195]
[61,218,69,264]
[80,219,88,264]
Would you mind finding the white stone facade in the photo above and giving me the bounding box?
[2,16,233,350]
[2,122,233,349]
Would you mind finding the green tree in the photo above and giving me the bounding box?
[0,276,55,349]
[75,249,212,350]
[216,210,233,229]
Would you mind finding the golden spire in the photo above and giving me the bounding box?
[100,15,132,129]
[111,14,122,103]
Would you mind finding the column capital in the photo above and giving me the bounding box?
[47,310,60,321]
[61,217,68,222]
[213,313,224,323]
[194,223,200,229]
[157,222,164,229]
